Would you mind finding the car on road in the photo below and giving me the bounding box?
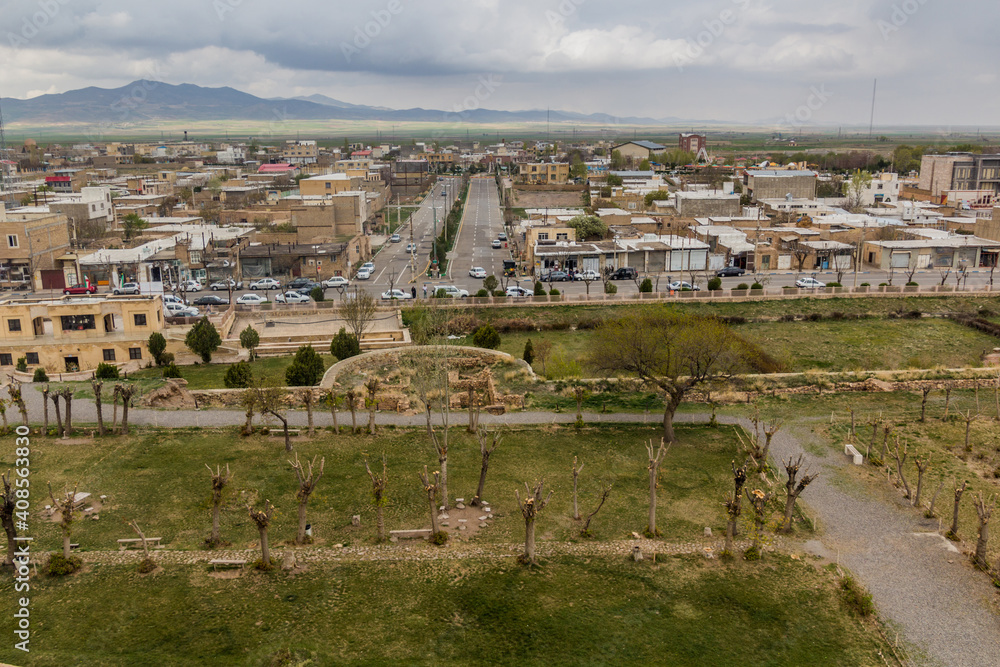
[249,278,281,290]
[274,291,312,304]
[287,277,319,290]
[112,282,141,295]
[576,270,600,282]
[406,243,417,253]
[361,262,375,273]
[322,276,350,289]
[716,266,746,278]
[161,294,184,306]
[381,289,412,300]
[209,279,243,291]
[795,277,827,289]
[497,232,507,241]
[390,233,401,243]
[505,285,532,298]
[432,285,469,299]
[609,267,638,281]
[491,239,502,249]
[668,281,700,292]
[356,268,372,280]
[542,270,570,282]
[193,295,229,306]
[178,279,203,293]
[164,302,199,317]
[63,283,97,295]
[236,293,267,306]
[469,267,487,279]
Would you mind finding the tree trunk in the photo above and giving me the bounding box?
[1,515,16,568]
[350,403,357,434]
[949,482,967,538]
[724,518,735,554]
[94,383,105,436]
[375,505,385,542]
[573,469,580,521]
[368,401,376,435]
[64,394,73,435]
[52,396,64,438]
[305,395,314,437]
[42,387,49,435]
[258,526,270,566]
[296,501,308,545]
[211,499,222,545]
[920,389,930,422]
[112,394,119,433]
[781,495,796,532]
[62,529,72,559]
[428,491,439,535]
[648,465,658,535]
[474,455,490,505]
[329,400,339,435]
[439,452,449,511]
[524,516,536,565]
[661,402,677,443]
[975,520,990,569]
[281,418,291,452]
[943,388,952,420]
[120,396,130,435]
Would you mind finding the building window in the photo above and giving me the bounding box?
[129,348,142,360]
[25,352,39,365]
[134,313,147,326]
[0,354,11,366]
[557,233,568,240]
[61,315,96,331]
[103,349,116,361]
[7,235,18,249]
[7,319,21,332]
[538,233,549,240]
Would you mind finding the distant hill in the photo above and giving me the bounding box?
[1,80,666,126]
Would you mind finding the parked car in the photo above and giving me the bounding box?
[505,285,532,298]
[497,232,507,241]
[164,302,199,317]
[356,268,372,280]
[193,295,229,306]
[161,294,184,305]
[432,285,469,299]
[112,283,141,295]
[390,233,401,243]
[609,267,638,281]
[63,283,97,295]
[667,281,700,292]
[542,270,570,282]
[274,291,312,304]
[178,280,203,293]
[249,278,280,290]
[322,276,350,289]
[209,279,243,291]
[381,289,412,300]
[716,266,746,278]
[287,277,318,290]
[236,293,267,305]
[795,277,826,289]
[576,270,600,282]
[491,239,502,249]
[469,267,487,279]
[361,262,375,273]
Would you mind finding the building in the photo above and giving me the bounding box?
[919,153,1000,198]
[861,172,902,205]
[0,295,164,373]
[612,141,665,162]
[678,134,709,162]
[863,236,1000,272]
[744,169,818,200]
[0,208,72,289]
[239,240,370,281]
[518,162,571,185]
[418,152,456,170]
[298,173,357,197]
[675,191,740,217]
[281,140,319,165]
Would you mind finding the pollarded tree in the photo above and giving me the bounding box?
[247,499,275,569]
[114,384,138,435]
[47,482,79,559]
[745,488,773,560]
[645,439,670,537]
[289,454,324,545]
[724,460,748,556]
[973,492,995,570]
[8,383,27,427]
[364,454,389,542]
[0,471,18,568]
[947,480,968,541]
[91,380,106,436]
[345,388,360,434]
[590,308,772,442]
[471,426,502,507]
[419,466,445,544]
[205,464,233,547]
[364,378,380,435]
[239,325,260,361]
[778,455,818,533]
[185,317,222,363]
[325,389,341,435]
[515,480,553,565]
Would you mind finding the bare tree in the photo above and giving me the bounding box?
[947,480,968,540]
[645,438,670,537]
[962,410,978,451]
[428,421,450,512]
[129,520,155,572]
[92,380,106,436]
[745,488,773,559]
[247,500,275,568]
[339,288,378,347]
[301,390,315,437]
[0,397,11,433]
[418,466,443,539]
[365,378,380,435]
[972,492,995,570]
[866,413,880,459]
[290,454,324,545]
[364,454,389,542]
[880,423,893,463]
[50,392,63,438]
[943,387,953,420]
[57,388,74,436]
[926,477,945,518]
[919,386,933,422]
[325,389,341,435]
[580,484,612,537]
[206,464,233,547]
[515,480,553,565]
[42,384,49,434]
[115,384,138,435]
[471,427,502,507]
[939,266,951,286]
[466,384,479,434]
[913,454,930,508]
[778,455,818,532]
[724,460,748,555]
[534,340,553,376]
[0,472,17,567]
[572,385,589,425]
[893,439,911,500]
[346,389,360,434]
[240,388,257,436]
[47,482,79,559]
[7,383,27,426]
[256,383,292,451]
[571,456,584,520]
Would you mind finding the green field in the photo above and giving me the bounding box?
[127,354,337,391]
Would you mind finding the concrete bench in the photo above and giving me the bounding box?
[389,529,432,541]
[117,537,162,549]
[209,559,247,571]
[844,444,863,465]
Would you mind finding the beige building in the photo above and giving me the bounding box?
[518,162,571,185]
[611,141,665,162]
[0,209,72,289]
[298,174,357,197]
[0,295,164,373]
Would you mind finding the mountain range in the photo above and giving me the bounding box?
[1,80,669,127]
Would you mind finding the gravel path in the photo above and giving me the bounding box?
[21,385,1000,665]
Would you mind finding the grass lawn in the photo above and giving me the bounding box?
[0,556,889,666]
[13,424,746,552]
[127,354,337,390]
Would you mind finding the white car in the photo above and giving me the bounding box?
[236,293,267,306]
[433,285,469,299]
[179,279,203,292]
[406,243,417,252]
[491,239,502,249]
[795,277,827,289]
[576,270,600,282]
[505,285,532,298]
[112,282,141,295]
[390,233,401,243]
[161,294,184,306]
[274,291,312,304]
[164,302,199,317]
[361,262,375,273]
[249,278,281,290]
[469,267,487,279]
[668,281,701,292]
[497,232,507,241]
[322,276,350,289]
[356,268,372,280]
[209,279,242,291]
[381,289,412,300]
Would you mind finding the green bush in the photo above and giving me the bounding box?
[434,288,450,299]
[137,558,157,574]
[604,282,617,295]
[472,324,501,350]
[431,531,449,546]
[15,357,27,373]
[906,281,919,287]
[147,332,167,366]
[827,282,842,288]
[548,288,560,296]
[239,325,260,361]
[639,278,653,293]
[860,282,871,287]
[32,368,49,383]
[285,345,325,386]
[839,575,875,617]
[45,552,82,576]
[162,364,182,379]
[224,361,254,388]
[95,362,120,380]
[330,327,361,361]
[533,281,546,296]
[878,282,888,286]
[523,339,534,365]
[751,282,763,290]
[736,283,750,290]
[707,277,722,291]
[310,286,325,302]
[475,289,489,297]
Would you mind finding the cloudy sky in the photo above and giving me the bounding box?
[2,0,997,126]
